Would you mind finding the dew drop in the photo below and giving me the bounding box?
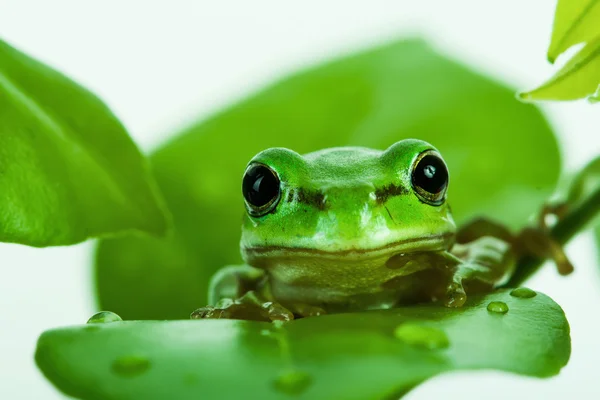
[394,323,450,350]
[273,370,312,395]
[487,301,509,314]
[111,356,151,377]
[510,288,537,299]
[87,311,122,324]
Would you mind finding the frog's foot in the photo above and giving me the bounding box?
[451,236,515,285]
[261,301,295,322]
[456,204,574,277]
[191,293,294,322]
[292,304,327,318]
[518,201,573,276]
[517,227,573,275]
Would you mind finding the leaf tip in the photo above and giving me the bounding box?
[587,86,600,104]
[515,90,534,102]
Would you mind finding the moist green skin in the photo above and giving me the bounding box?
[195,139,514,320]
[241,140,455,253]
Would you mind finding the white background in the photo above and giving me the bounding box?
[0,1,599,399]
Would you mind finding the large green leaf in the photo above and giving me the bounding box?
[519,35,600,102]
[36,290,570,400]
[0,39,168,246]
[547,0,600,62]
[95,38,560,320]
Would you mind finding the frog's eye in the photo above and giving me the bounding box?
[411,150,448,205]
[242,163,281,216]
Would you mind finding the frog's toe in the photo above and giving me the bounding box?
[444,281,467,308]
[292,304,327,318]
[191,300,291,322]
[264,302,295,321]
[190,306,217,319]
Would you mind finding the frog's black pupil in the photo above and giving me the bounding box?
[242,164,280,208]
[413,155,448,194]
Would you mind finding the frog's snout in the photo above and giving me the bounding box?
[317,184,390,241]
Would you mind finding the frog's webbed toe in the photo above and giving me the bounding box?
[456,202,575,278]
[190,306,217,319]
[423,263,468,308]
[190,293,294,322]
[262,301,295,321]
[444,279,467,307]
[190,301,270,321]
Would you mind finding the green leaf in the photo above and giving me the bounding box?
[36,290,571,400]
[519,36,600,101]
[0,39,168,246]
[547,0,600,63]
[95,38,561,320]
[596,224,600,263]
[590,84,600,102]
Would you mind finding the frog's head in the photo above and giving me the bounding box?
[240,139,456,267]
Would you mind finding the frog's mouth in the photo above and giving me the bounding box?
[243,232,453,262]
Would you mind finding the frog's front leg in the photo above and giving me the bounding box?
[444,203,575,305]
[427,236,516,308]
[190,265,294,322]
[451,236,517,290]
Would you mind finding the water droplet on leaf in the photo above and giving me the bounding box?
[87,311,122,324]
[510,288,536,299]
[273,370,312,395]
[487,301,509,314]
[111,356,150,377]
[394,323,450,350]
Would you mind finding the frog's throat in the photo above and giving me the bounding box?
[242,232,453,262]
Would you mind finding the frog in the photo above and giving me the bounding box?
[191,139,572,322]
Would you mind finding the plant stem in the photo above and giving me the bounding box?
[506,186,600,287]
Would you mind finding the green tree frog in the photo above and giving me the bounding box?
[192,139,571,322]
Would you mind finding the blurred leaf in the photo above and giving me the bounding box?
[36,290,570,400]
[596,225,600,263]
[0,39,168,246]
[519,36,600,101]
[547,0,600,63]
[567,156,600,207]
[590,84,600,102]
[95,38,561,320]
